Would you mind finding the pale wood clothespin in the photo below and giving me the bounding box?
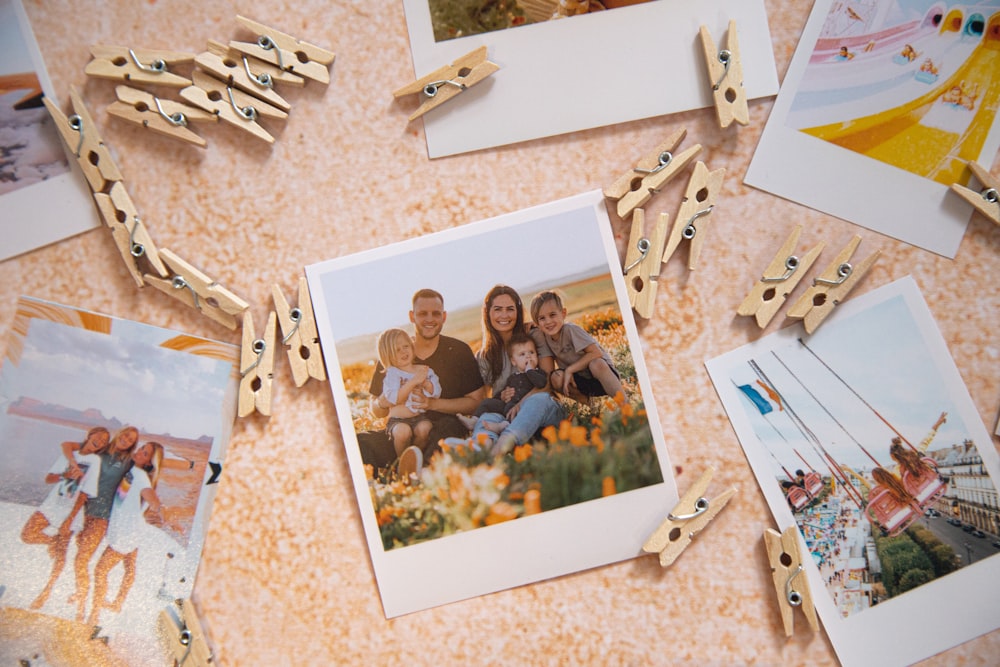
[392,45,500,122]
[229,15,335,86]
[699,20,749,128]
[239,310,276,417]
[195,40,302,112]
[737,226,825,328]
[949,161,1000,225]
[764,526,819,636]
[787,235,880,334]
[642,467,736,567]
[43,86,123,193]
[93,181,169,287]
[107,85,217,148]
[180,70,287,143]
[85,45,194,88]
[158,598,214,666]
[622,208,670,319]
[272,279,326,387]
[144,249,249,330]
[660,161,726,270]
[603,128,702,220]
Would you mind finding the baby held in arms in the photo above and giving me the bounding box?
[455,333,547,450]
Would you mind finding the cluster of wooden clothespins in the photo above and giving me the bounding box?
[738,229,880,334]
[43,22,331,421]
[604,128,727,320]
[641,468,819,637]
[83,16,335,146]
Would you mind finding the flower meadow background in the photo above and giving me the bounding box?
[341,306,663,550]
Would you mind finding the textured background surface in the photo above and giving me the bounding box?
[3,0,999,664]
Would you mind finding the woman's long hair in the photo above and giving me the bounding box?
[109,426,140,462]
[143,442,165,490]
[479,285,524,385]
[872,466,913,504]
[889,439,925,478]
[82,426,111,454]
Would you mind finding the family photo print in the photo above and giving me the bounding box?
[307,190,677,617]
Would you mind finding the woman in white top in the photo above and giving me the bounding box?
[86,440,164,626]
[20,426,110,610]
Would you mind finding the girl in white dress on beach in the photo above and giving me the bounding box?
[19,426,110,610]
[86,440,164,626]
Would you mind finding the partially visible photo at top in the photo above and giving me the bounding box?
[428,0,656,42]
[0,0,69,197]
[787,0,1000,185]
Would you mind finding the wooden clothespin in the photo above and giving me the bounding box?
[622,208,670,319]
[764,526,819,636]
[180,70,287,143]
[144,249,249,330]
[787,235,880,334]
[93,181,169,287]
[950,161,1000,225]
[195,40,303,113]
[229,15,335,85]
[107,85,217,148]
[158,598,214,666]
[239,311,276,417]
[642,467,736,567]
[272,279,326,387]
[737,226,825,328]
[660,161,726,270]
[392,45,500,122]
[43,86,123,193]
[603,129,702,220]
[85,45,194,88]
[699,20,749,128]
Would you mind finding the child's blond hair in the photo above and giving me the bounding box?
[376,328,411,369]
[529,290,565,323]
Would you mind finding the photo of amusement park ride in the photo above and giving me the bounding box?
[788,0,1000,186]
[708,277,1000,666]
[746,0,1000,258]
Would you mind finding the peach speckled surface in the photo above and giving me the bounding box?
[3,0,999,665]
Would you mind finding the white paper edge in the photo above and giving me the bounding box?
[2,0,100,263]
[306,190,678,618]
[705,276,1000,667]
[400,0,779,158]
[744,0,1000,258]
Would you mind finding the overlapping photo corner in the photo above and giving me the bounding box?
[307,190,677,618]
[707,277,1000,667]
[746,0,1000,258]
[0,0,99,262]
[0,297,239,666]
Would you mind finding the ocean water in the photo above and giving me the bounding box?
[0,412,88,506]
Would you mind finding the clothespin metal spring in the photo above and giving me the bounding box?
[713,49,732,91]
[762,255,800,283]
[814,262,852,286]
[281,307,302,344]
[785,565,805,607]
[128,47,167,73]
[667,496,709,521]
[681,205,715,240]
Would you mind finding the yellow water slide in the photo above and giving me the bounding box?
[803,11,1000,184]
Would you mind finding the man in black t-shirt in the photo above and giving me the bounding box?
[363,288,485,470]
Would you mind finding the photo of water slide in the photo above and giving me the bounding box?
[787,1,1000,186]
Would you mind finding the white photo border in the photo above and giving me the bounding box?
[306,190,678,618]
[706,276,1000,667]
[745,0,1000,258]
[1,0,100,261]
[400,0,779,158]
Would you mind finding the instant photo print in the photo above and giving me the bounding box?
[306,190,677,618]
